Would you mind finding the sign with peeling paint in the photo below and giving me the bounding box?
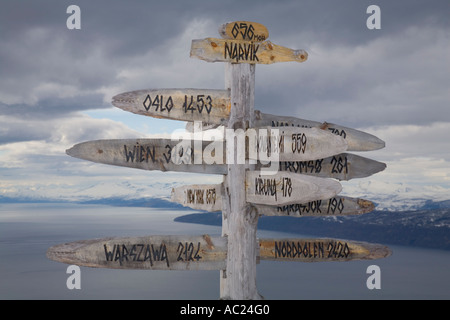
[112,89,231,125]
[190,38,308,64]
[47,234,228,270]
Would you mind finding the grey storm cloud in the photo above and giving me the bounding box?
[0,0,449,140]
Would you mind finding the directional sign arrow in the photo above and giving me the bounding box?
[185,110,385,152]
[112,89,231,125]
[47,235,391,269]
[251,126,348,162]
[190,38,308,64]
[268,153,386,181]
[47,234,228,270]
[66,139,227,175]
[259,238,391,262]
[255,111,385,152]
[245,171,342,206]
[253,196,375,217]
[171,184,222,212]
[171,182,374,217]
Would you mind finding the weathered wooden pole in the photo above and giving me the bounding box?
[220,63,262,299]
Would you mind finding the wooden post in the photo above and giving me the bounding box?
[220,63,262,300]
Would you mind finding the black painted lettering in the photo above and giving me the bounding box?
[224,41,259,63]
[331,156,348,174]
[104,244,114,261]
[255,177,277,200]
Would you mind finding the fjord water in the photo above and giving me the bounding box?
[1,203,449,300]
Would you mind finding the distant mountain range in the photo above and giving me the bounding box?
[2,179,450,211]
[2,180,449,251]
[174,209,450,251]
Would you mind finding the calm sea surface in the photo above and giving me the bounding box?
[1,203,449,300]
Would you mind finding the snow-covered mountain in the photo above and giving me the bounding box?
[341,180,450,211]
[1,179,449,212]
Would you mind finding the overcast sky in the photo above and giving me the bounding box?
[0,0,449,203]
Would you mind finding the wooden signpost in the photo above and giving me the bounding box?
[52,21,389,300]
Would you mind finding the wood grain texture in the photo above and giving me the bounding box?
[112,88,230,125]
[66,138,228,175]
[190,38,308,64]
[255,111,385,152]
[171,184,222,212]
[253,196,375,217]
[47,235,228,270]
[245,171,342,206]
[219,21,269,41]
[259,238,392,262]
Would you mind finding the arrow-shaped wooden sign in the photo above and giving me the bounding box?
[47,234,227,270]
[66,138,227,175]
[255,111,385,152]
[190,38,308,64]
[184,110,385,152]
[253,196,375,217]
[112,89,231,125]
[47,235,390,269]
[250,126,348,162]
[171,184,222,212]
[245,171,342,206]
[270,153,386,181]
[259,238,391,262]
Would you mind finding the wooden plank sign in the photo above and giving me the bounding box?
[245,171,342,206]
[255,111,385,152]
[250,126,348,162]
[253,196,375,217]
[184,110,385,152]
[219,21,269,41]
[112,89,230,125]
[190,38,308,64]
[265,153,386,181]
[259,238,392,262]
[171,184,222,212]
[47,234,227,270]
[66,139,227,175]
